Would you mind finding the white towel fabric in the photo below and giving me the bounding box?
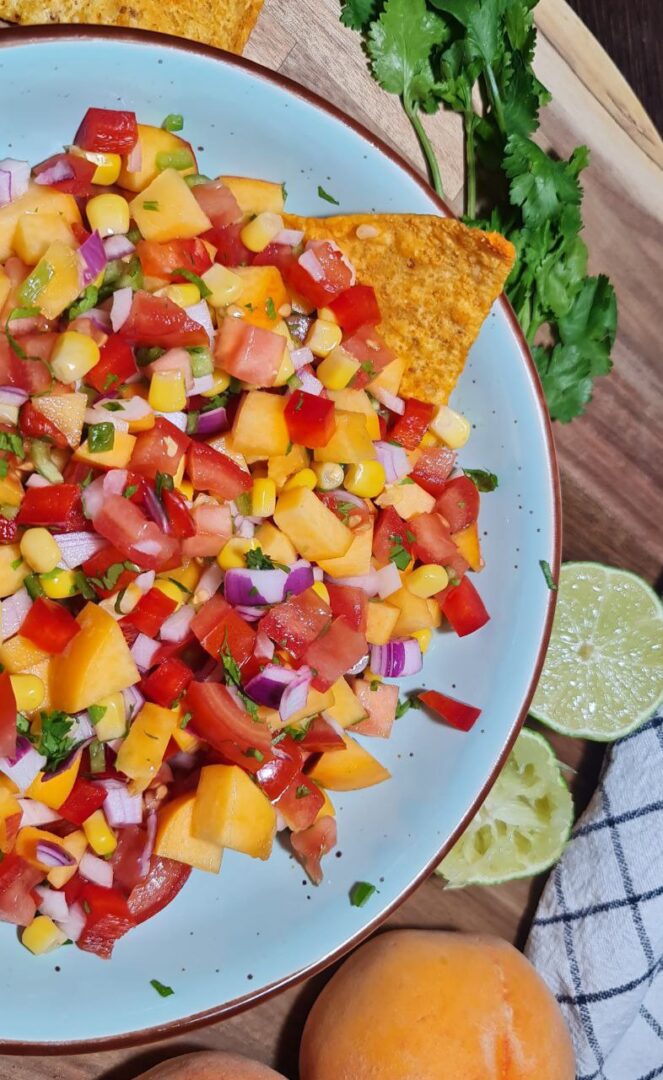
[526,710,663,1080]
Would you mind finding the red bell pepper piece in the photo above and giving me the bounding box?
[0,670,17,759]
[418,690,482,732]
[438,575,489,637]
[328,283,381,336]
[82,544,138,600]
[21,597,80,654]
[76,882,136,959]
[58,778,107,826]
[16,483,85,531]
[389,398,435,450]
[410,446,457,496]
[85,336,138,394]
[161,488,196,538]
[19,401,69,448]
[127,855,191,924]
[74,107,138,154]
[33,153,97,196]
[126,587,177,638]
[190,594,256,668]
[284,390,336,449]
[140,657,194,709]
[0,515,17,544]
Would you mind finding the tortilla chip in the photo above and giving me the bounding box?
[0,0,263,54]
[284,213,515,404]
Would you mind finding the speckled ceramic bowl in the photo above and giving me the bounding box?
[0,26,560,1051]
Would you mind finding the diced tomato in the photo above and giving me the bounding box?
[186,440,252,500]
[255,738,303,800]
[93,494,180,571]
[110,824,148,894]
[16,483,86,531]
[82,544,137,599]
[186,681,272,754]
[435,475,480,533]
[85,335,138,394]
[192,180,241,229]
[161,487,196,539]
[259,589,331,662]
[121,292,209,349]
[127,855,191,924]
[284,391,336,448]
[345,324,394,389]
[0,670,17,760]
[409,512,464,567]
[326,582,368,634]
[19,401,69,448]
[318,491,374,533]
[329,284,380,336]
[136,238,212,282]
[0,515,17,544]
[410,446,457,496]
[372,506,414,566]
[438,576,490,637]
[77,882,136,959]
[214,319,284,387]
[284,240,354,308]
[304,618,367,692]
[418,689,481,731]
[291,816,337,885]
[205,223,252,267]
[352,679,399,738]
[21,596,80,654]
[252,244,296,272]
[140,657,193,708]
[75,107,138,153]
[298,715,346,753]
[389,398,435,450]
[126,587,177,637]
[58,778,107,826]
[0,332,56,394]
[191,594,256,668]
[130,416,190,480]
[276,771,325,832]
[33,152,97,196]
[0,853,43,926]
[63,458,98,486]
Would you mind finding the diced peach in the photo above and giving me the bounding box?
[118,125,197,192]
[33,391,87,448]
[308,732,391,791]
[155,792,223,873]
[219,176,285,214]
[274,487,353,562]
[0,183,81,262]
[351,679,399,738]
[314,411,376,464]
[50,602,140,713]
[318,526,373,578]
[192,764,276,860]
[129,169,211,242]
[232,390,290,459]
[452,522,483,572]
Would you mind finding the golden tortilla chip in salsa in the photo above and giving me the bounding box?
[0,0,263,54]
[285,213,516,404]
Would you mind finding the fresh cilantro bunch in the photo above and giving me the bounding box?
[340,0,617,421]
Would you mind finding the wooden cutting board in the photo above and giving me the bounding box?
[1,1,661,1076]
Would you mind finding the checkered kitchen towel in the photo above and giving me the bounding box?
[527,711,663,1080]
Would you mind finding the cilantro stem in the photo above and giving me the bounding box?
[464,110,477,221]
[484,63,506,136]
[404,96,444,198]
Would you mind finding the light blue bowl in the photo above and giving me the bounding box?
[0,27,560,1051]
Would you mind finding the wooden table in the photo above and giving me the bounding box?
[1,1,662,1076]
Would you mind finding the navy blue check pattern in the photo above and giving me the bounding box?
[527,711,663,1079]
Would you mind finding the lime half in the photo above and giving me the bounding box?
[530,562,663,741]
[436,728,572,887]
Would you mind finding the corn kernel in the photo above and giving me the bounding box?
[93,692,127,742]
[306,318,343,358]
[251,478,277,518]
[203,369,231,397]
[273,345,294,387]
[159,562,201,594]
[284,468,317,491]
[86,193,130,238]
[83,808,117,856]
[430,405,471,450]
[344,460,386,499]
[317,306,338,324]
[406,564,449,599]
[317,346,360,390]
[70,147,122,185]
[217,537,259,571]
[311,581,330,604]
[240,212,284,253]
[0,475,23,507]
[202,264,243,307]
[39,567,76,599]
[19,527,61,574]
[312,461,344,491]
[419,431,438,448]
[50,330,100,384]
[153,578,185,609]
[411,628,433,653]
[9,674,45,713]
[156,282,200,307]
[174,475,194,499]
[21,915,67,955]
[149,370,186,412]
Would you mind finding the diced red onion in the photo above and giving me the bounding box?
[110,286,133,332]
[298,367,323,396]
[235,517,256,539]
[36,840,76,868]
[225,567,287,607]
[195,406,228,436]
[323,488,367,512]
[185,301,214,345]
[374,440,412,483]
[70,712,94,742]
[96,779,143,826]
[138,810,157,880]
[103,468,129,497]
[0,158,30,204]
[123,685,145,720]
[290,346,314,371]
[18,798,59,826]
[255,630,275,661]
[79,851,113,887]
[55,901,85,943]
[85,406,129,433]
[103,234,135,259]
[83,307,112,331]
[143,484,170,533]
[347,652,370,676]
[94,397,152,424]
[35,885,69,922]
[279,667,313,722]
[0,736,46,791]
[375,561,402,599]
[131,633,160,672]
[313,566,323,582]
[286,560,314,597]
[0,385,29,407]
[135,570,156,592]
[298,247,325,282]
[154,409,187,431]
[197,562,223,601]
[235,604,265,622]
[79,230,107,287]
[26,473,50,488]
[168,750,198,772]
[126,139,142,173]
[35,158,74,185]
[0,171,11,207]
[274,228,304,247]
[190,374,215,396]
[371,387,405,415]
[1,587,32,640]
[160,603,195,642]
[81,475,106,519]
[330,571,379,597]
[370,638,423,678]
[56,530,108,570]
[245,663,298,708]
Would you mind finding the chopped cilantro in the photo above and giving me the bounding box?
[295,784,311,799]
[167,577,192,596]
[150,979,174,998]
[388,539,410,571]
[37,710,76,772]
[73,570,97,600]
[123,484,138,499]
[395,694,422,720]
[317,184,340,205]
[103,373,120,391]
[186,411,199,435]
[102,401,124,412]
[155,471,174,499]
[281,181,288,203]
[66,285,99,321]
[172,268,211,299]
[24,573,45,600]
[16,713,30,735]
[161,113,184,132]
[359,360,377,378]
[350,881,376,907]
[10,557,22,571]
[294,393,305,412]
[0,432,25,460]
[88,705,107,725]
[245,546,288,573]
[398,477,414,485]
[88,423,114,454]
[142,200,160,211]
[245,747,265,762]
[464,468,499,492]
[179,711,192,729]
[265,296,277,321]
[370,679,380,691]
[539,559,558,591]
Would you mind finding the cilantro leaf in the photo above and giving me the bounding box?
[464,468,498,491]
[504,136,588,229]
[36,711,76,773]
[340,0,376,30]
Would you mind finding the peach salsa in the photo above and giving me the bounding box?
[0,109,493,960]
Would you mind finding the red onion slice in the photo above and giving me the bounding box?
[197,562,223,601]
[371,386,405,415]
[110,286,133,332]
[103,234,136,259]
[255,631,275,661]
[143,484,170,533]
[195,405,228,436]
[35,885,69,922]
[298,247,325,282]
[375,562,402,599]
[370,638,423,678]
[298,367,323,396]
[138,810,158,880]
[235,605,265,622]
[79,851,114,887]
[0,158,30,203]
[279,667,313,722]
[96,779,143,826]
[0,386,29,407]
[130,633,160,672]
[55,901,86,943]
[160,603,195,643]
[154,409,187,431]
[290,346,314,371]
[330,571,379,597]
[35,840,76,868]
[0,737,46,791]
[224,567,288,607]
[273,228,304,247]
[185,301,214,345]
[122,685,145,720]
[126,139,143,174]
[1,587,32,640]
[79,230,107,286]
[17,798,59,826]
[374,440,412,483]
[245,663,298,708]
[34,158,74,185]
[285,560,315,597]
[56,531,108,570]
[0,171,11,207]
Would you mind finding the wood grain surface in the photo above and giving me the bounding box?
[0,1,662,1077]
